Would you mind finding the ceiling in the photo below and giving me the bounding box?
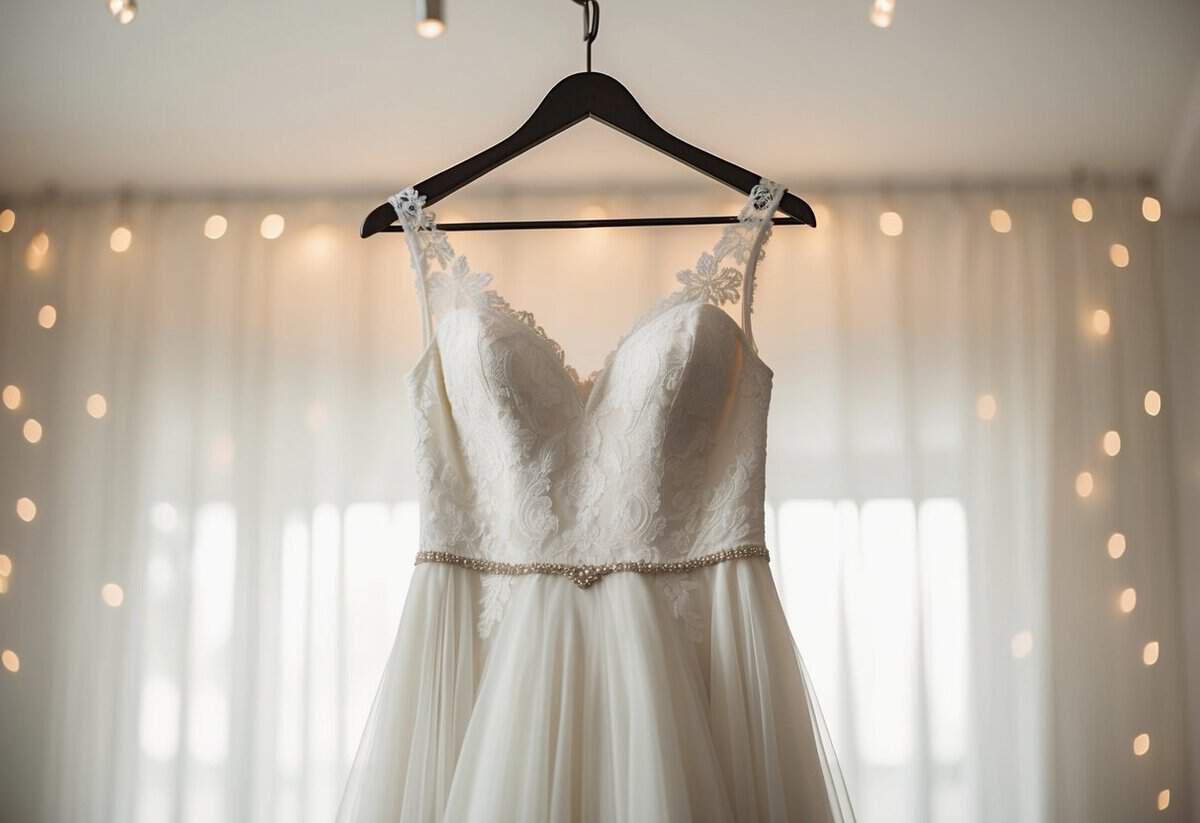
[2,0,1199,203]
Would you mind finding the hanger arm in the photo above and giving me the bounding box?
[361,72,815,237]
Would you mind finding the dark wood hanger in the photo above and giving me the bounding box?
[360,0,815,237]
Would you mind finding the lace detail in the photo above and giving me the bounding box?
[394,179,785,638]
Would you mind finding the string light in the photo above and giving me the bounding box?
[22,419,42,444]
[1107,532,1126,559]
[1,650,18,673]
[2,385,20,410]
[101,583,125,608]
[0,555,11,577]
[26,231,49,271]
[415,0,446,37]
[38,305,57,329]
[204,214,228,240]
[86,393,108,419]
[869,0,895,28]
[1102,430,1121,456]
[1119,587,1137,614]
[1143,390,1162,416]
[1071,197,1093,222]
[1133,733,1150,756]
[260,213,285,240]
[1142,196,1161,223]
[107,0,137,24]
[879,211,903,236]
[0,208,14,233]
[1109,243,1130,268]
[1091,309,1111,336]
[1143,641,1159,666]
[976,393,998,422]
[1157,789,1170,811]
[1074,471,1094,498]
[989,209,1012,233]
[110,226,133,253]
[16,497,37,522]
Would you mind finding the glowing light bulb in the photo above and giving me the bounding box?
[989,209,1012,233]
[1071,197,1093,222]
[38,305,57,329]
[1144,390,1162,416]
[1142,196,1161,223]
[1107,532,1126,559]
[0,209,14,233]
[1102,430,1121,456]
[204,214,228,239]
[869,0,895,28]
[110,226,132,253]
[416,0,446,37]
[879,211,903,236]
[260,213,285,240]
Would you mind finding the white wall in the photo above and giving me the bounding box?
[1162,213,1200,823]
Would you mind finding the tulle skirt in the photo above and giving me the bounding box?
[335,557,855,823]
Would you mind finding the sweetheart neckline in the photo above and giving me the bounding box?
[404,298,774,414]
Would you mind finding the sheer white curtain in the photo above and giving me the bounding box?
[0,184,1187,823]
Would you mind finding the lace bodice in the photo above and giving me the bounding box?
[393,180,786,634]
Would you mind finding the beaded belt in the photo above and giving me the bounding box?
[414,544,770,589]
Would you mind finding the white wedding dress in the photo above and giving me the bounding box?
[336,180,856,822]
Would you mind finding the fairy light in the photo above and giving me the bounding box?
[1,650,18,673]
[879,211,903,236]
[204,214,228,239]
[869,0,895,28]
[0,209,14,233]
[1071,197,1093,222]
[86,393,108,419]
[2,385,20,410]
[989,209,1012,233]
[22,419,42,444]
[110,226,133,253]
[1144,390,1162,416]
[260,214,285,240]
[1107,532,1126,559]
[1142,196,1161,223]
[1109,243,1130,268]
[1143,641,1160,666]
[38,305,57,329]
[1074,471,1094,498]
[101,583,125,608]
[1102,430,1121,456]
[16,498,37,522]
[1091,309,1111,336]
[1133,733,1150,756]
[1119,587,1137,614]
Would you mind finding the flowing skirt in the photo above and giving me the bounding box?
[336,557,855,822]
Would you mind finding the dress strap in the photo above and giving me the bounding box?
[740,180,787,353]
[389,188,438,348]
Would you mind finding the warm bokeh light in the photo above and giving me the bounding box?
[1109,243,1130,268]
[26,231,50,271]
[204,214,228,239]
[879,210,903,236]
[989,209,1012,233]
[1071,197,1093,222]
[1143,641,1160,666]
[86,393,108,419]
[1102,430,1121,456]
[1142,196,1161,223]
[16,497,37,522]
[1010,630,1033,659]
[1091,308,1111,336]
[101,582,125,607]
[1144,390,1162,416]
[0,208,14,233]
[1107,532,1126,559]
[1158,789,1170,811]
[1074,471,1094,498]
[869,0,895,28]
[1119,587,1137,614]
[416,17,446,38]
[22,419,42,444]
[110,226,133,253]
[976,393,997,422]
[1133,733,1150,756]
[38,304,57,329]
[2,385,21,410]
[260,213,285,240]
[30,231,49,255]
[1,649,18,673]
[0,554,11,577]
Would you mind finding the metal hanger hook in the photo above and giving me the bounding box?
[571,0,599,71]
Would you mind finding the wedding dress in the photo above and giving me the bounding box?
[336,179,855,822]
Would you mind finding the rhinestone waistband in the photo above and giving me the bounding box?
[414,544,770,589]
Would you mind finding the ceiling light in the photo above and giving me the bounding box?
[416,0,446,38]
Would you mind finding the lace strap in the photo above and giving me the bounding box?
[740,180,786,353]
[389,188,441,348]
